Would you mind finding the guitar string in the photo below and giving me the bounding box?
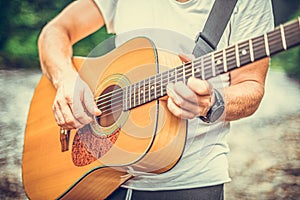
[97,32,300,117]
[95,41,248,109]
[96,45,239,113]
[94,22,298,106]
[96,29,300,115]
[93,26,299,114]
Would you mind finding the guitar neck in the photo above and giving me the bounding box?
[123,18,300,111]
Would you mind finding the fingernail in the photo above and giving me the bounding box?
[95,108,101,116]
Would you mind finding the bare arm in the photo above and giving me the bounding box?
[38,0,104,129]
[39,0,104,87]
[224,58,269,121]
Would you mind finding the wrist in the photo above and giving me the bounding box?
[52,68,78,89]
[199,89,225,123]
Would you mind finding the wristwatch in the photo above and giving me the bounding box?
[199,89,225,123]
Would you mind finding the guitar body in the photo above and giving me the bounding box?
[22,37,187,199]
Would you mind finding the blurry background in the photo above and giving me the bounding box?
[0,0,299,199]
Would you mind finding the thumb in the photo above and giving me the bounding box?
[83,86,101,116]
[178,54,192,63]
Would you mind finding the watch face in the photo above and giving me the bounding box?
[200,89,225,123]
[210,105,225,122]
[207,89,225,123]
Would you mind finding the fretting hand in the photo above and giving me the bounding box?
[166,54,215,119]
[166,77,215,119]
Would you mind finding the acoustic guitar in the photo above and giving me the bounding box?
[22,18,300,199]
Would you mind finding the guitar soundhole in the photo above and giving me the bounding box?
[96,84,123,127]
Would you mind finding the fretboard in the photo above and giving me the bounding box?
[123,18,300,111]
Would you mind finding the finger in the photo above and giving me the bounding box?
[178,54,192,63]
[53,102,76,129]
[82,84,101,116]
[171,83,203,115]
[187,77,213,96]
[167,97,196,119]
[72,85,96,124]
[167,83,201,116]
[172,81,199,105]
[187,77,215,112]
[201,104,211,117]
[72,96,94,125]
[57,99,83,129]
[52,103,65,126]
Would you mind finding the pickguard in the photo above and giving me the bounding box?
[72,125,120,167]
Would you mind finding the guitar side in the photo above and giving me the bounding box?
[22,37,186,199]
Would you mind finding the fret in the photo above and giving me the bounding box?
[211,53,216,77]
[226,46,236,71]
[138,81,141,106]
[142,79,146,104]
[175,67,178,82]
[214,51,223,76]
[133,83,136,108]
[160,73,164,97]
[238,41,252,67]
[223,49,227,72]
[285,20,300,49]
[169,68,176,83]
[235,44,240,67]
[194,60,201,78]
[167,69,170,84]
[184,62,192,81]
[201,57,205,80]
[269,29,283,55]
[136,83,140,107]
[176,66,183,82]
[249,39,254,62]
[264,33,270,56]
[149,76,155,101]
[252,35,266,60]
[191,60,195,77]
[143,79,148,103]
[280,24,287,50]
[147,77,151,102]
[162,71,168,96]
[182,64,186,83]
[129,84,133,109]
[125,86,128,111]
[155,74,161,98]
[136,83,140,106]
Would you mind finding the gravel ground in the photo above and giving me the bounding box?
[0,69,299,199]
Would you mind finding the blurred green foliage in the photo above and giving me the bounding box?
[270,8,300,80]
[0,0,111,69]
[0,0,299,81]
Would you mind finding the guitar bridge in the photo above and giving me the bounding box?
[60,128,70,152]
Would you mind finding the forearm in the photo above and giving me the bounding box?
[224,81,264,121]
[38,0,104,89]
[38,24,76,89]
[223,58,270,121]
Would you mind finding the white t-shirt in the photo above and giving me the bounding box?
[93,0,274,191]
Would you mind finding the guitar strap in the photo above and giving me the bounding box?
[193,0,238,58]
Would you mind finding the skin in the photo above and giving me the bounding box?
[38,0,270,130]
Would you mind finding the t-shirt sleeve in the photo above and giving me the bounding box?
[93,0,118,33]
[229,0,274,45]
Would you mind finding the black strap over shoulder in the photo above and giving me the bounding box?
[193,0,238,58]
